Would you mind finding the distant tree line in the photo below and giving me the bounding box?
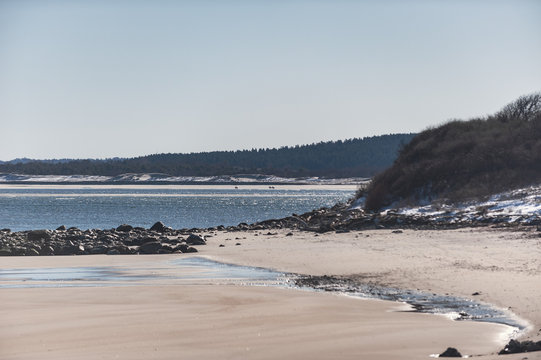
[0,134,416,178]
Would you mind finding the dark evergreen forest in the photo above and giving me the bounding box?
[0,134,415,178]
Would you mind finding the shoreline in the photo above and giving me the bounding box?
[1,226,541,359]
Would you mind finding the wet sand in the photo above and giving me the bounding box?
[1,227,540,359]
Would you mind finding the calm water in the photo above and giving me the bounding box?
[0,185,355,231]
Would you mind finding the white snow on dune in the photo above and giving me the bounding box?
[393,185,541,223]
[0,173,368,185]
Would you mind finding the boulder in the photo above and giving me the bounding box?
[56,225,67,231]
[0,247,12,256]
[175,244,198,253]
[499,339,541,354]
[39,245,55,255]
[138,241,162,254]
[116,224,133,232]
[150,221,169,233]
[25,248,40,256]
[185,234,206,245]
[439,347,462,357]
[27,230,52,242]
[89,245,109,255]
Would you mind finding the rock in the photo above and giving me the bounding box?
[141,237,158,245]
[56,225,66,231]
[439,347,462,357]
[1,228,11,233]
[27,230,52,242]
[185,234,206,245]
[0,247,12,256]
[150,221,168,233]
[25,247,40,256]
[219,244,225,247]
[89,245,109,255]
[116,224,133,232]
[39,245,55,255]
[175,244,198,253]
[138,241,162,254]
[59,244,85,255]
[499,339,541,354]
[392,229,403,234]
[286,232,293,236]
[107,248,121,255]
[472,291,481,296]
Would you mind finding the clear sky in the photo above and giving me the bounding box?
[1,0,540,160]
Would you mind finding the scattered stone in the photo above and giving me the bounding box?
[286,232,293,236]
[472,291,481,296]
[56,225,66,231]
[186,234,206,245]
[116,224,133,232]
[235,243,241,246]
[219,244,225,247]
[392,229,403,234]
[439,347,462,357]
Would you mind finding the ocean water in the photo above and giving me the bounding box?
[0,185,355,232]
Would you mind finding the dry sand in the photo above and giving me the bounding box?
[1,227,540,359]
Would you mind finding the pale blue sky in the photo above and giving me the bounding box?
[1,0,540,160]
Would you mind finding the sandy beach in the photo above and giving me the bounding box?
[1,227,540,359]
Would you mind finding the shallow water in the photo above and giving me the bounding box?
[0,185,355,231]
[0,257,523,333]
[0,257,287,289]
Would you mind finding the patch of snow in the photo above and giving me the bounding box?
[390,185,541,224]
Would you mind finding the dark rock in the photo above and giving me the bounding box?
[235,242,241,246]
[116,224,133,232]
[141,237,158,245]
[59,244,85,255]
[39,245,55,255]
[392,229,403,234]
[157,248,172,254]
[138,241,162,254]
[439,347,462,357]
[25,247,40,256]
[219,244,225,247]
[286,232,293,236]
[1,228,11,233]
[150,221,168,233]
[56,225,66,231]
[27,230,52,242]
[175,244,198,253]
[182,246,198,253]
[185,234,206,245]
[472,291,481,296]
[107,248,121,255]
[89,245,109,255]
[0,247,12,256]
[499,339,541,354]
[11,246,26,256]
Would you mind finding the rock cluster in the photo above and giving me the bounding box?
[0,222,204,256]
[224,203,541,233]
[499,339,541,354]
